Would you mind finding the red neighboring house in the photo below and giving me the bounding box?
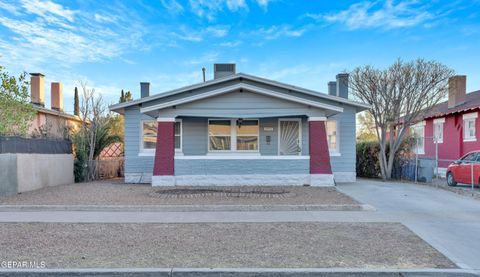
[411,75,480,172]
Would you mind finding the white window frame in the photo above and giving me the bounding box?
[411,121,425,155]
[277,118,302,156]
[326,120,340,155]
[433,117,445,144]
[140,119,156,154]
[174,119,183,153]
[463,112,477,142]
[208,118,260,153]
[139,119,182,155]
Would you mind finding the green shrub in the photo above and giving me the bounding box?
[356,141,381,178]
[356,137,414,179]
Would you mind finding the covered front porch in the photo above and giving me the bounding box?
[149,115,335,186]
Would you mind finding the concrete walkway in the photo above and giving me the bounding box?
[1,179,480,271]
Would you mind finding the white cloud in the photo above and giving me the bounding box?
[21,0,76,22]
[0,0,20,15]
[307,0,433,30]
[160,0,184,15]
[94,13,117,23]
[256,0,269,10]
[0,1,147,70]
[226,0,247,11]
[189,0,248,20]
[206,26,229,37]
[253,25,307,40]
[171,25,230,42]
[218,40,242,47]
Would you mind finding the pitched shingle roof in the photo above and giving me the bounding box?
[423,90,480,119]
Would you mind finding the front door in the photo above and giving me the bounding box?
[278,119,302,155]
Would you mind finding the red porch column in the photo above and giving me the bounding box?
[309,117,334,186]
[152,118,175,186]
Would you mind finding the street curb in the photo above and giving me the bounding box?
[0,204,375,212]
[0,268,477,277]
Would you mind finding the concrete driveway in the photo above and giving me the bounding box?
[1,179,479,272]
[337,179,480,271]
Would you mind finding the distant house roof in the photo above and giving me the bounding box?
[34,105,82,122]
[423,90,480,119]
[109,73,370,115]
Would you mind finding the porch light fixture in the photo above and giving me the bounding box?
[237,118,243,128]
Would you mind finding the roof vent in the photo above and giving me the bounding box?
[214,63,236,79]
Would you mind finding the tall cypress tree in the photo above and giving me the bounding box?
[119,89,125,103]
[73,87,79,116]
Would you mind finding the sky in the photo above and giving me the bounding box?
[0,0,479,114]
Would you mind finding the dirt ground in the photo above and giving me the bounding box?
[0,222,456,269]
[0,179,359,206]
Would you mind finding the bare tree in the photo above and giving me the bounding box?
[349,59,454,180]
[73,81,119,181]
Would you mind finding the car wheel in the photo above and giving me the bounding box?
[447,172,457,187]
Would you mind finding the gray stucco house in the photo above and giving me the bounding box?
[109,64,369,186]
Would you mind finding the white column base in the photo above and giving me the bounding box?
[152,175,175,186]
[310,174,335,186]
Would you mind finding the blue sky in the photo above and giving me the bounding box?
[0,0,479,114]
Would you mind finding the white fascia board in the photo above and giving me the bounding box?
[140,83,344,114]
[308,117,327,121]
[157,117,176,122]
[463,112,478,120]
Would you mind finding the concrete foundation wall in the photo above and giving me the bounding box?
[0,154,74,196]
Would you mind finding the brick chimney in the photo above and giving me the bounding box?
[30,73,45,106]
[51,82,63,112]
[448,75,466,109]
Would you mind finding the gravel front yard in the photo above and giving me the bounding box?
[0,180,359,206]
[0,222,455,269]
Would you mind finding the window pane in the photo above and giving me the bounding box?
[434,124,443,141]
[326,121,337,151]
[237,136,258,150]
[143,136,156,149]
[175,121,181,135]
[174,136,181,149]
[209,120,231,135]
[237,120,259,135]
[209,136,231,150]
[462,153,477,161]
[143,121,157,136]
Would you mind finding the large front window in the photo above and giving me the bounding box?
[141,120,182,152]
[208,119,259,152]
[208,120,232,151]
